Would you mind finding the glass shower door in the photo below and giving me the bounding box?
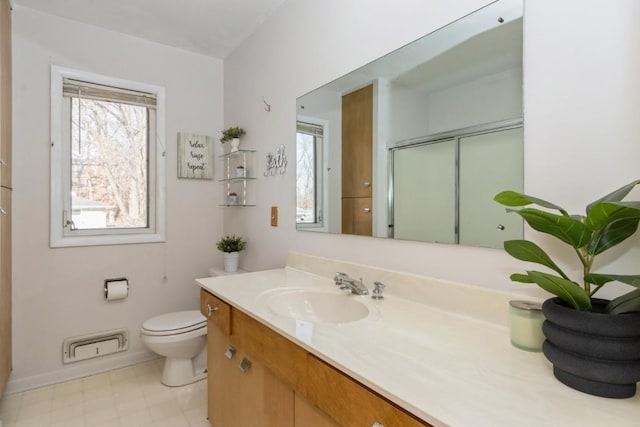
[458,127,523,248]
[392,139,456,243]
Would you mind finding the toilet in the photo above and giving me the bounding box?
[140,310,207,386]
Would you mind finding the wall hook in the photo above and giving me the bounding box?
[263,97,272,112]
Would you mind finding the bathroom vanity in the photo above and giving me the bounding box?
[200,288,425,427]
[196,252,640,427]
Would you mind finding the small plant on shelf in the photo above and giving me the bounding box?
[216,235,246,253]
[219,126,246,143]
[227,192,238,205]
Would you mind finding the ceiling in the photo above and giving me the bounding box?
[13,0,288,58]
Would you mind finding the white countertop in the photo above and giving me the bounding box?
[196,254,640,427]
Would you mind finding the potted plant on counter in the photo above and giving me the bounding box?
[494,179,640,398]
[216,234,247,273]
[220,126,246,153]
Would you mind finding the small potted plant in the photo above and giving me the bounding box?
[216,234,247,273]
[219,126,246,152]
[495,180,640,398]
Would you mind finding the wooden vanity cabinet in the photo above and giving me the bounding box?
[200,289,294,427]
[200,288,431,427]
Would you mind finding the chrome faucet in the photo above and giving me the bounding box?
[334,272,369,295]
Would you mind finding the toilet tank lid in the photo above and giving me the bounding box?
[143,310,206,332]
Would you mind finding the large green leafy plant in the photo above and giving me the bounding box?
[494,180,640,314]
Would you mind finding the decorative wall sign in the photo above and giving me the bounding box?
[177,132,214,179]
[264,144,287,176]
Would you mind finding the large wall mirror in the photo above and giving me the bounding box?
[296,0,523,249]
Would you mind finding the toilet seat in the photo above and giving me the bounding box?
[141,310,206,336]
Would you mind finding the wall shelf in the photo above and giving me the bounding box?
[220,177,257,183]
[219,149,256,206]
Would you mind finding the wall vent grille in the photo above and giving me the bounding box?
[63,329,129,364]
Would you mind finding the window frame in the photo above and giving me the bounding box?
[50,66,166,248]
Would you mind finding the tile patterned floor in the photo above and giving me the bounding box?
[0,359,210,427]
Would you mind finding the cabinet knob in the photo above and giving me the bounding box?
[372,422,384,427]
[239,357,252,373]
[496,224,505,231]
[364,207,371,213]
[0,207,6,215]
[0,159,6,166]
[364,181,371,188]
[206,303,219,317]
[224,345,236,359]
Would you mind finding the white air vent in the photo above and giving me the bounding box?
[63,329,129,363]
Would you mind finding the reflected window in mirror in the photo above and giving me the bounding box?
[296,121,325,228]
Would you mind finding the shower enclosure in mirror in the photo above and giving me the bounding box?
[295,0,523,249]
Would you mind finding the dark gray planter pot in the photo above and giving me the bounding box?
[541,297,640,398]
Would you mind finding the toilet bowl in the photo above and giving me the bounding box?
[140,310,207,386]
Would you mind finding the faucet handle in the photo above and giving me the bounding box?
[371,281,385,300]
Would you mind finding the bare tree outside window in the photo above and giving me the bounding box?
[70,98,148,229]
[296,132,315,223]
[50,67,165,247]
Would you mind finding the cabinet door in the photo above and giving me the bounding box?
[0,0,10,398]
[306,354,430,427]
[207,323,294,427]
[200,288,231,335]
[0,0,11,188]
[206,320,229,426]
[223,348,293,427]
[0,186,11,397]
[342,197,372,236]
[295,394,339,427]
[342,84,372,198]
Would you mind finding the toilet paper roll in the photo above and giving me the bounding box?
[105,280,129,301]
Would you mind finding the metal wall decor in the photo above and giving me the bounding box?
[264,144,287,176]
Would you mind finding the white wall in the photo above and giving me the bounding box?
[426,67,522,134]
[10,7,224,391]
[224,0,640,299]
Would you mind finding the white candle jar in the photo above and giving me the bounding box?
[509,300,545,352]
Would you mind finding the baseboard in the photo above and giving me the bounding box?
[5,350,159,395]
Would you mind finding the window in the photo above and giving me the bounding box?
[50,67,166,247]
[296,121,324,227]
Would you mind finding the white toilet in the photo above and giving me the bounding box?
[140,310,207,386]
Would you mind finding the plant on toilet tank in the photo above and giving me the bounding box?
[216,234,247,272]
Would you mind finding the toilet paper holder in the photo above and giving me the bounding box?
[104,278,129,300]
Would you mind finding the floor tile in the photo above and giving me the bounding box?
[0,360,209,427]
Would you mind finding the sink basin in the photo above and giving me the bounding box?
[266,290,369,323]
